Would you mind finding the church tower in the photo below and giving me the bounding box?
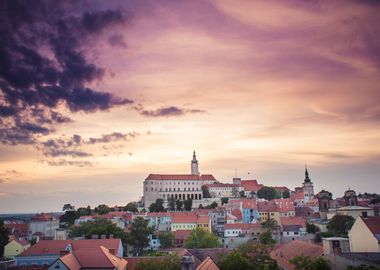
[191,150,199,175]
[303,165,314,202]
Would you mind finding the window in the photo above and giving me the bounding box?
[362,212,368,217]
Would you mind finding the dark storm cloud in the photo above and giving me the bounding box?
[38,132,139,158]
[44,159,93,167]
[139,106,205,117]
[108,34,128,48]
[0,0,132,145]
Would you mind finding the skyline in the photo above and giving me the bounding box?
[1,0,380,213]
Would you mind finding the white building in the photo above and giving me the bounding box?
[303,166,314,202]
[28,213,59,239]
[205,183,243,198]
[143,151,217,207]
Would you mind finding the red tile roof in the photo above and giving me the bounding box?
[273,186,291,192]
[224,223,260,230]
[196,256,220,270]
[4,223,28,237]
[257,201,277,212]
[174,230,192,239]
[147,212,171,217]
[145,174,216,181]
[273,199,295,213]
[290,191,304,200]
[171,212,209,224]
[230,209,242,220]
[31,213,55,221]
[19,239,121,257]
[240,180,263,192]
[205,183,240,188]
[242,199,257,209]
[361,216,380,236]
[120,256,166,270]
[280,217,306,227]
[270,240,323,270]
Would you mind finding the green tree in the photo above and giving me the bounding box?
[202,185,211,198]
[128,217,153,256]
[221,197,229,205]
[124,202,138,212]
[306,222,320,234]
[76,206,92,216]
[199,204,204,209]
[168,197,176,211]
[176,200,183,211]
[283,190,290,198]
[236,241,280,269]
[0,219,9,257]
[218,250,251,270]
[149,199,165,212]
[60,209,78,226]
[184,198,193,211]
[134,254,181,270]
[347,265,380,270]
[204,201,218,209]
[290,254,331,270]
[158,231,175,248]
[184,227,220,248]
[327,215,355,236]
[69,218,128,249]
[261,218,280,230]
[259,230,276,245]
[94,204,110,215]
[62,203,75,211]
[257,186,278,201]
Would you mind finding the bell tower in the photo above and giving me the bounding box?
[191,150,199,175]
[303,165,314,202]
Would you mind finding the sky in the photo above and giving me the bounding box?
[1,0,380,213]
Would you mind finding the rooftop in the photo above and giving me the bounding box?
[146,174,216,181]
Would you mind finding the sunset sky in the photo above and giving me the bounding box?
[1,0,380,213]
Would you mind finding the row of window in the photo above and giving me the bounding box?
[146,181,199,185]
[146,187,200,192]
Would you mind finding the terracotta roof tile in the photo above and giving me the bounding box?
[280,217,306,227]
[205,183,240,188]
[196,256,220,270]
[240,180,263,192]
[270,240,323,270]
[146,174,216,181]
[361,216,380,239]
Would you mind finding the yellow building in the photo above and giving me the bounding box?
[4,239,30,258]
[170,212,211,232]
[348,216,380,252]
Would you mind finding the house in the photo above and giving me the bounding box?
[147,212,171,232]
[209,208,227,236]
[16,239,123,267]
[29,213,60,239]
[47,245,127,270]
[240,180,263,198]
[224,223,262,239]
[174,230,192,247]
[4,239,30,258]
[336,205,374,220]
[349,216,380,252]
[4,222,28,238]
[257,201,280,224]
[205,183,242,198]
[273,199,296,217]
[280,217,306,241]
[241,199,259,224]
[195,256,220,270]
[171,212,211,232]
[270,240,323,270]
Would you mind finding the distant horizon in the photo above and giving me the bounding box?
[1,0,379,213]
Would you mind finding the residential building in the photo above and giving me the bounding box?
[205,183,242,198]
[147,212,171,232]
[171,212,211,232]
[240,180,263,198]
[4,239,30,258]
[28,213,60,239]
[336,205,374,220]
[224,223,262,239]
[349,216,380,252]
[16,239,123,267]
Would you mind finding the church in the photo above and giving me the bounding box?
[142,151,217,207]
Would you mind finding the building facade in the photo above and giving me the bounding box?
[143,152,217,207]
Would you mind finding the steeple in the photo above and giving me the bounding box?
[304,164,311,183]
[191,150,199,175]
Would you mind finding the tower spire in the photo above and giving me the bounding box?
[191,150,199,175]
[304,164,310,182]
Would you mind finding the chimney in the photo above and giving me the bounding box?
[109,234,114,239]
[60,250,69,256]
[109,248,116,255]
[101,234,106,239]
[91,235,99,239]
[181,256,195,270]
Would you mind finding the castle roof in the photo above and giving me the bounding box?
[145,174,216,181]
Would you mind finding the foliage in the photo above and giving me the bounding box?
[94,204,110,215]
[184,198,193,211]
[218,250,251,270]
[134,254,181,270]
[76,206,92,216]
[158,231,175,248]
[257,186,278,201]
[204,201,218,209]
[60,209,78,226]
[236,241,280,270]
[149,199,165,212]
[184,227,220,248]
[282,190,290,198]
[199,204,203,209]
[239,190,246,198]
[347,265,380,270]
[290,254,331,270]
[202,185,211,198]
[314,232,322,243]
[221,197,229,205]
[69,218,128,245]
[175,200,183,211]
[0,219,9,257]
[128,217,153,256]
[124,202,138,212]
[327,215,355,236]
[259,230,276,245]
[261,218,280,230]
[62,203,75,211]
[168,197,176,211]
[306,222,320,234]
